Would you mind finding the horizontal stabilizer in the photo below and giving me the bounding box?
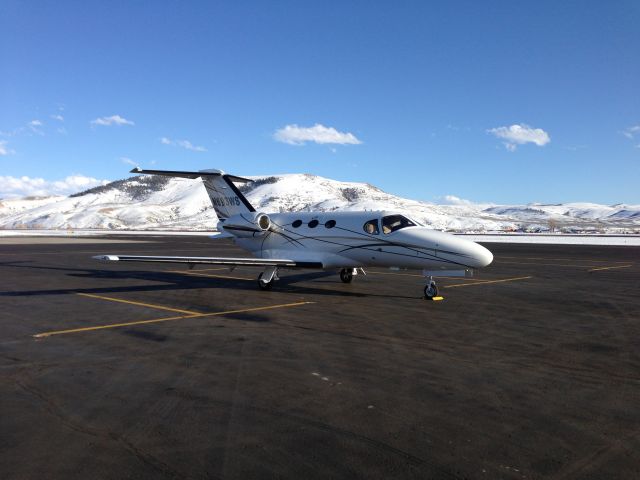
[130,167,255,218]
[130,167,253,184]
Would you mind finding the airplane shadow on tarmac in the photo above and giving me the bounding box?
[0,262,424,301]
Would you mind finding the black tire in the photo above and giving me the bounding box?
[257,272,273,291]
[339,268,353,283]
[424,282,438,299]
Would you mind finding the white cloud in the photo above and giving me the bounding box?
[487,123,550,151]
[28,119,44,135]
[442,195,474,206]
[120,156,138,167]
[273,123,362,146]
[50,114,64,122]
[90,115,135,127]
[0,140,15,156]
[0,174,110,199]
[565,144,587,151]
[504,142,517,152]
[177,140,206,152]
[2,119,49,137]
[622,125,640,139]
[160,137,207,152]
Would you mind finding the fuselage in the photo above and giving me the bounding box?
[222,210,493,272]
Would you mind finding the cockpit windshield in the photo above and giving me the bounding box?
[381,214,416,234]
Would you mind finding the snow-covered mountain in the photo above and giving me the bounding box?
[0,173,638,233]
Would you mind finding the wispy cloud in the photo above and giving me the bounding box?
[28,119,44,135]
[120,156,138,167]
[487,123,550,151]
[441,194,474,206]
[0,174,109,199]
[0,140,15,156]
[50,114,64,122]
[90,115,135,127]
[1,119,49,138]
[273,123,362,146]
[622,125,640,139]
[160,137,207,152]
[565,144,588,151]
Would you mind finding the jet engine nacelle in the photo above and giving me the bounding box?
[218,212,273,237]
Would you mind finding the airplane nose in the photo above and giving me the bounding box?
[472,242,493,268]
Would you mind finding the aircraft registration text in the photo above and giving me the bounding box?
[212,196,241,207]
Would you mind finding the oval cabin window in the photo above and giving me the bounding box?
[325,220,336,228]
[363,219,379,235]
[308,220,319,228]
[292,220,302,228]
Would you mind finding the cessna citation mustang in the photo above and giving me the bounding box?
[94,168,493,299]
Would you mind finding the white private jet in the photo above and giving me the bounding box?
[94,168,493,299]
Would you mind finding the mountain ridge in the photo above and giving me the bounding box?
[1,173,638,233]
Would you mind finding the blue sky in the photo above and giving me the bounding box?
[1,0,639,204]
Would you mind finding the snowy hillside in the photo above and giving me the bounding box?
[0,173,638,233]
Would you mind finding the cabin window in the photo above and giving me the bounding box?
[308,220,319,228]
[292,220,302,228]
[325,220,336,228]
[363,219,379,235]
[381,214,416,234]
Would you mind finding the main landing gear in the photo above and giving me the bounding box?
[257,266,279,290]
[340,268,364,283]
[340,268,354,283]
[423,276,439,300]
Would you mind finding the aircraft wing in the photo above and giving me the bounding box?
[93,255,323,268]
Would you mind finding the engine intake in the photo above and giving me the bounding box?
[219,212,273,237]
[257,213,271,231]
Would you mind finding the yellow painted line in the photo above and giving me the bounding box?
[33,301,315,338]
[168,270,254,281]
[444,276,533,288]
[34,313,192,338]
[495,261,596,268]
[432,296,444,301]
[588,264,633,272]
[76,292,201,315]
[498,256,627,264]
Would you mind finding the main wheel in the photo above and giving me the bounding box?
[257,272,273,290]
[339,268,353,283]
[424,282,438,299]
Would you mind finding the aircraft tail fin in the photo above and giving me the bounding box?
[130,167,255,219]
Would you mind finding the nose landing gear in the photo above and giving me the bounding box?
[423,276,439,300]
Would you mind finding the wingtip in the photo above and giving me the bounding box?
[130,167,142,173]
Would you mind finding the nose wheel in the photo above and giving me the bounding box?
[424,277,439,300]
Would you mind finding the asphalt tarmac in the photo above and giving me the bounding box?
[1,236,639,479]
